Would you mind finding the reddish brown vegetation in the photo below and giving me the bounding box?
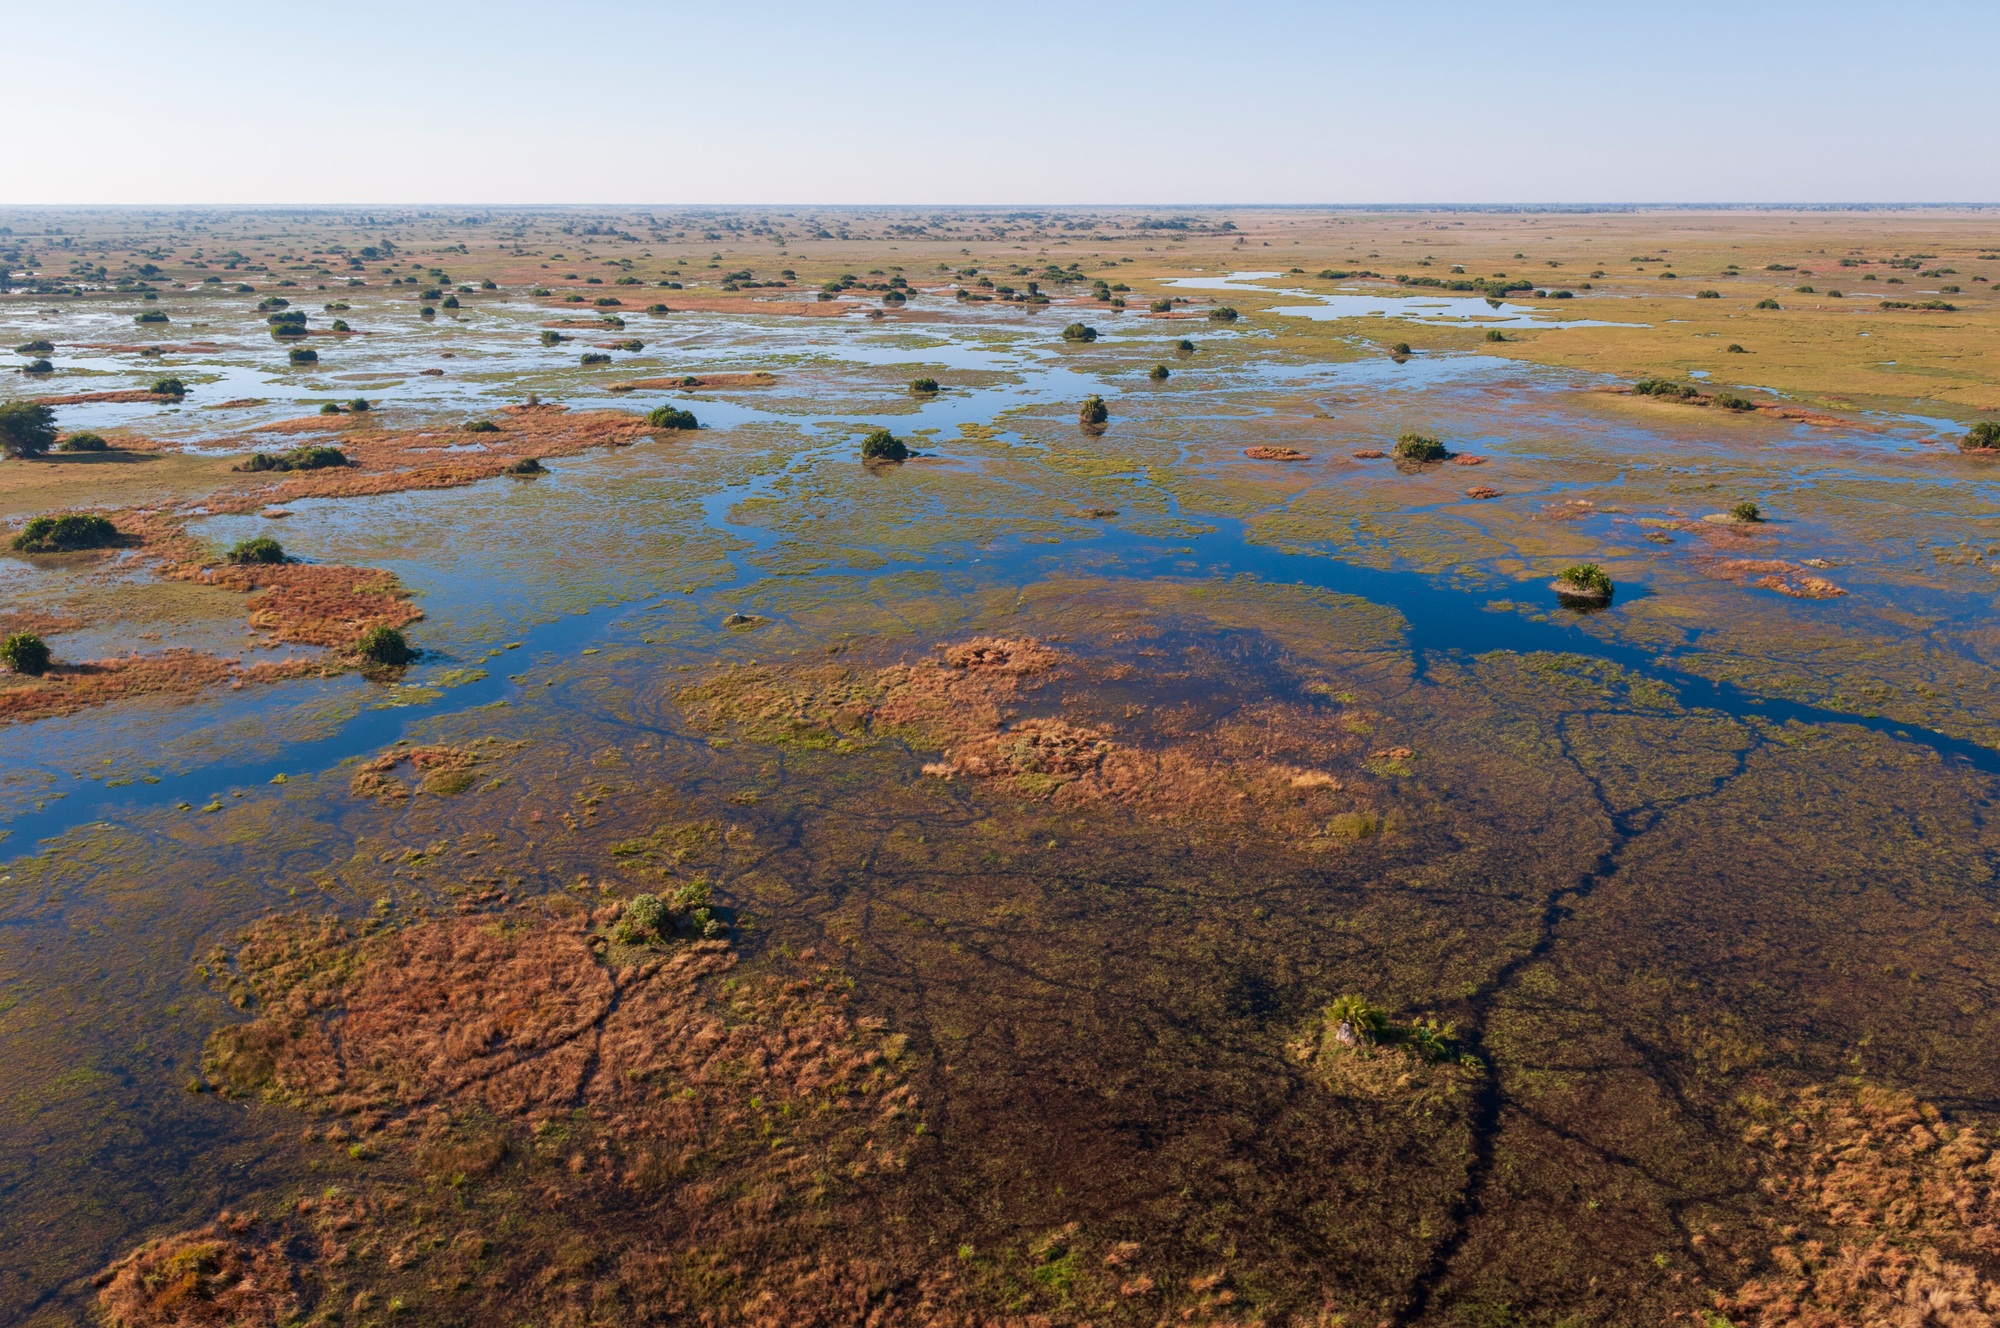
[609,373,778,392]
[0,650,319,724]
[349,744,479,803]
[1465,486,1501,499]
[95,1211,301,1328]
[1695,556,1848,599]
[31,390,180,406]
[1352,449,1387,459]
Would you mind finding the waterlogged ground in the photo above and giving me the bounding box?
[4,209,2000,1327]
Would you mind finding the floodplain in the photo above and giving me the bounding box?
[3,205,2000,1327]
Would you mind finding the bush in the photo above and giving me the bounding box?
[329,319,351,333]
[1633,378,1698,400]
[1755,298,1781,310]
[614,881,721,943]
[463,420,501,434]
[504,456,546,475]
[356,625,413,667]
[23,358,52,375]
[267,311,308,335]
[350,398,370,412]
[13,513,119,552]
[1730,501,1762,522]
[1149,364,1170,380]
[1715,393,1756,411]
[1,632,51,677]
[861,428,909,462]
[580,352,610,365]
[1725,343,1746,353]
[14,339,52,354]
[227,536,287,564]
[615,339,644,351]
[57,431,108,452]
[151,377,187,397]
[1209,305,1239,322]
[236,444,347,473]
[1962,421,2000,451]
[419,306,436,317]
[1393,432,1448,462]
[1175,338,1195,354]
[1555,563,1614,600]
[1696,290,1721,299]
[288,347,318,364]
[1061,322,1098,342]
[910,377,939,394]
[1391,342,1412,356]
[1484,329,1506,342]
[1078,395,1110,426]
[440,295,460,309]
[1149,298,1173,312]
[646,406,699,430]
[540,330,566,346]
[0,402,59,458]
[319,402,343,415]
[134,310,168,324]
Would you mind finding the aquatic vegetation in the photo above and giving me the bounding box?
[1393,431,1449,462]
[225,536,287,565]
[0,401,58,457]
[12,513,119,552]
[841,425,909,466]
[350,743,479,801]
[1,632,51,677]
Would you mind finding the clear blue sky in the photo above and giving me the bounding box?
[7,0,1994,205]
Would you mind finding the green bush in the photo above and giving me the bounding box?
[14,340,52,354]
[1555,563,1614,600]
[419,306,436,317]
[13,513,119,552]
[0,402,59,458]
[1061,323,1098,342]
[236,444,347,473]
[860,428,908,462]
[1392,432,1448,462]
[57,431,108,452]
[356,625,413,667]
[267,310,307,335]
[227,536,287,564]
[1149,364,1170,380]
[1755,298,1781,310]
[1696,289,1721,299]
[1078,395,1110,426]
[645,406,699,430]
[1725,343,1746,353]
[288,347,318,364]
[1484,329,1507,342]
[319,402,343,415]
[540,330,566,346]
[441,295,460,309]
[134,310,168,324]
[1633,378,1699,400]
[580,352,610,365]
[910,377,939,394]
[23,358,53,375]
[1208,305,1239,322]
[151,377,187,397]
[350,398,370,412]
[1149,298,1173,313]
[1175,338,1195,354]
[1715,393,1756,411]
[463,420,501,434]
[504,456,546,475]
[1,632,51,677]
[1730,501,1762,522]
[329,319,351,333]
[615,339,644,352]
[1961,421,2000,451]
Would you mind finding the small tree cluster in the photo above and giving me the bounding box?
[1964,421,2000,451]
[646,406,699,430]
[0,632,51,677]
[227,536,287,565]
[1061,323,1098,342]
[1078,395,1110,426]
[12,513,119,552]
[236,444,348,473]
[355,625,413,666]
[861,428,908,462]
[1392,432,1448,462]
[57,431,108,452]
[0,401,58,458]
[614,879,726,944]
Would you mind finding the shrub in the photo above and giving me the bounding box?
[1061,322,1098,342]
[540,330,566,346]
[647,303,670,314]
[329,319,351,333]
[267,310,308,335]
[356,625,413,666]
[57,431,108,452]
[1149,298,1173,312]
[236,444,347,473]
[227,536,287,564]
[14,339,53,354]
[350,398,370,412]
[1393,432,1448,462]
[504,456,545,475]
[419,306,436,317]
[1730,501,1762,522]
[1715,394,1756,411]
[1209,306,1240,322]
[0,402,60,458]
[463,420,500,434]
[910,377,939,394]
[23,358,53,375]
[1755,298,1781,309]
[151,377,187,397]
[1391,342,1412,356]
[1484,329,1506,342]
[1962,421,2000,451]
[288,347,318,364]
[1633,378,1698,400]
[1555,563,1614,600]
[1078,395,1110,426]
[441,295,460,309]
[1176,338,1195,354]
[1696,289,1721,299]
[1325,994,1389,1045]
[1,632,51,677]
[1149,364,1170,380]
[646,406,699,430]
[1725,343,1746,353]
[861,428,908,462]
[580,352,611,365]
[319,402,343,415]
[134,310,168,324]
[13,513,119,552]
[615,339,644,352]
[593,297,622,307]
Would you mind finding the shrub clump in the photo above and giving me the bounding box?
[13,513,119,552]
[1392,432,1448,462]
[1390,341,1412,357]
[580,352,611,366]
[1484,329,1507,342]
[645,406,699,430]
[1730,501,1763,522]
[1755,298,1781,310]
[1715,393,1757,412]
[1078,395,1110,427]
[1960,421,2000,452]
[57,431,109,452]
[236,444,348,473]
[1061,322,1098,343]
[540,330,566,346]
[1209,306,1240,322]
[614,879,726,944]
[1552,563,1615,604]
[1726,343,1747,353]
[151,377,186,397]
[0,401,59,458]
[14,339,53,354]
[355,625,413,667]
[860,428,909,462]
[227,536,287,564]
[462,420,501,434]
[1175,338,1195,354]
[1,632,51,677]
[504,456,546,476]
[134,310,169,324]
[1633,378,1699,400]
[910,377,939,394]
[22,359,53,375]
[288,347,318,365]
[1148,364,1170,380]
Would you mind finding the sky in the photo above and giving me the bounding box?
[5,0,1995,206]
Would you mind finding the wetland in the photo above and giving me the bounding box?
[4,205,2000,1327]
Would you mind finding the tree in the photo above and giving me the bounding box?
[861,428,908,462]
[0,632,50,677]
[1730,501,1762,522]
[0,401,58,458]
[1962,421,2000,452]
[1392,432,1447,462]
[646,406,698,430]
[1078,395,1110,426]
[12,513,118,552]
[1061,323,1098,342]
